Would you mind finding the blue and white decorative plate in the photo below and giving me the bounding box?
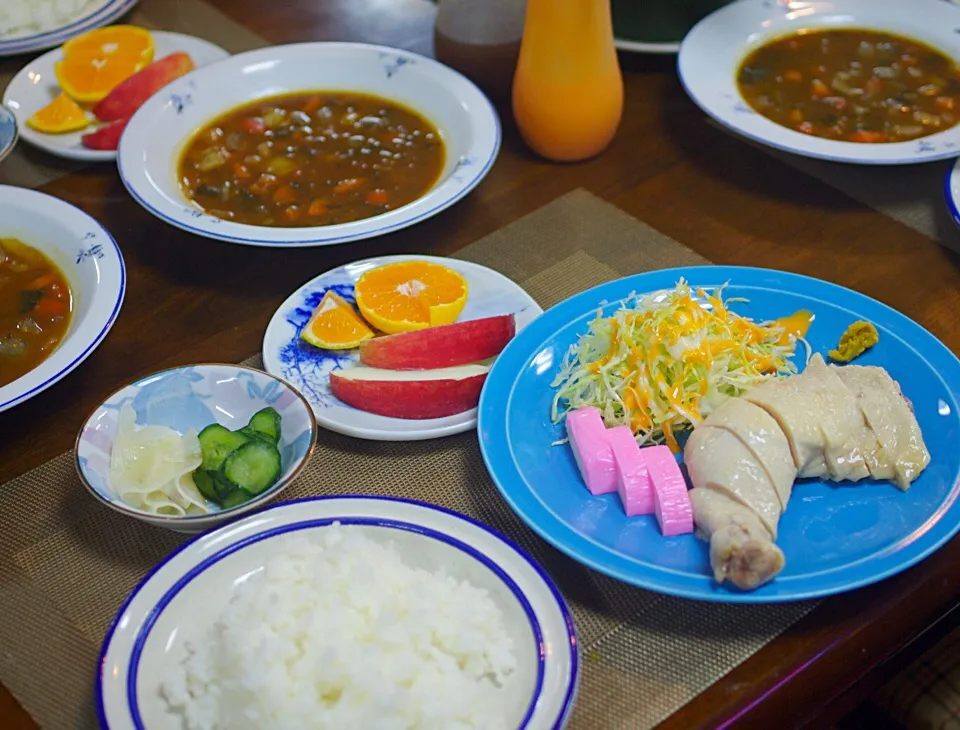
[97,496,579,730]
[479,266,960,602]
[0,185,124,412]
[678,0,960,165]
[263,254,542,441]
[77,363,317,534]
[3,32,229,163]
[118,42,501,247]
[943,157,960,228]
[0,105,16,163]
[0,0,138,57]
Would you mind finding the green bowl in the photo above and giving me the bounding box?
[612,0,732,53]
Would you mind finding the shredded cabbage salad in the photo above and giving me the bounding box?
[550,279,809,452]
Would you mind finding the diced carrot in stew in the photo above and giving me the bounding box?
[811,79,830,97]
[32,296,67,318]
[282,206,303,222]
[272,185,298,204]
[27,273,59,290]
[303,96,323,115]
[308,199,329,216]
[865,77,882,96]
[241,117,266,134]
[784,70,802,83]
[847,130,887,143]
[233,163,252,180]
[249,173,279,196]
[334,178,365,195]
[365,189,389,206]
[937,96,955,111]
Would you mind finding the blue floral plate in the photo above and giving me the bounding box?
[478,266,960,602]
[263,255,541,442]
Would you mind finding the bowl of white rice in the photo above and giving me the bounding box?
[0,0,139,57]
[97,496,580,730]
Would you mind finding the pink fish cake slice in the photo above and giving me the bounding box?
[565,407,617,495]
[606,426,654,517]
[644,445,693,536]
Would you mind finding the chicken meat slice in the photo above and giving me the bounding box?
[743,354,875,482]
[698,397,797,511]
[831,364,930,490]
[689,488,785,590]
[684,424,782,539]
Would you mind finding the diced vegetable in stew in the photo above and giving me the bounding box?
[0,237,72,388]
[736,29,960,143]
[178,91,446,227]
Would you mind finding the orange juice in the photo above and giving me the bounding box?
[512,0,624,162]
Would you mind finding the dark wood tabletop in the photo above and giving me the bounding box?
[2,1,959,728]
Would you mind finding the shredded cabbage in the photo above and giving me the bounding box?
[550,279,809,452]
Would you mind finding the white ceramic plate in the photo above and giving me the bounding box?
[0,104,16,162]
[944,158,960,227]
[97,496,579,730]
[3,32,229,162]
[118,42,501,247]
[263,254,542,442]
[0,185,124,412]
[678,0,960,164]
[0,0,138,57]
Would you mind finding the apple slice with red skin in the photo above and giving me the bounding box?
[329,363,489,419]
[93,52,196,122]
[359,314,516,370]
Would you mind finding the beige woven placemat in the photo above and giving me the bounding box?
[0,189,817,730]
[0,0,266,189]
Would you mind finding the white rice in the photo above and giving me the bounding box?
[0,0,106,40]
[159,524,518,730]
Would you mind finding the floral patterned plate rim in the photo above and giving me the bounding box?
[262,254,542,442]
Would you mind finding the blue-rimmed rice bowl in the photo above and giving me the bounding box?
[97,496,579,729]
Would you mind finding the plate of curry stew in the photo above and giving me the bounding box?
[118,42,500,247]
[0,185,124,412]
[678,0,960,164]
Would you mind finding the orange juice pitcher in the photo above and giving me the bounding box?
[513,0,624,162]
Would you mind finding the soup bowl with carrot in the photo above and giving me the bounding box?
[0,185,124,412]
[118,42,501,248]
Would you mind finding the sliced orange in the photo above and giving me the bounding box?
[26,93,91,134]
[354,260,469,335]
[300,291,375,350]
[55,26,155,103]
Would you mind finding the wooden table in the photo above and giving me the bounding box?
[2,1,959,728]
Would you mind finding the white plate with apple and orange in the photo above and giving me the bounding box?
[262,255,542,441]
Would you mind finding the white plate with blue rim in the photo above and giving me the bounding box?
[3,31,229,163]
[678,0,960,165]
[96,496,580,729]
[118,41,501,247]
[0,0,138,57]
[0,105,16,163]
[944,157,960,227]
[0,185,124,412]
[262,254,542,441]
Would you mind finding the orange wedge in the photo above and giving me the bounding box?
[300,291,375,350]
[354,260,469,335]
[26,93,90,134]
[55,26,155,103]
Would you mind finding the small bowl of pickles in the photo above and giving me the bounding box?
[76,363,318,533]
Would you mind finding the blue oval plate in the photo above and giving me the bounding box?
[478,266,960,602]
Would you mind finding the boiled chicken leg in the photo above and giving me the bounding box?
[685,353,929,590]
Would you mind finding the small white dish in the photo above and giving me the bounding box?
[678,0,960,165]
[76,363,318,534]
[3,31,229,162]
[0,185,124,412]
[262,254,542,442]
[117,41,501,247]
[97,496,579,730]
[0,105,16,163]
[0,0,138,57]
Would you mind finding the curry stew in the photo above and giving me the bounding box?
[179,92,446,227]
[0,237,72,389]
[737,29,960,143]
